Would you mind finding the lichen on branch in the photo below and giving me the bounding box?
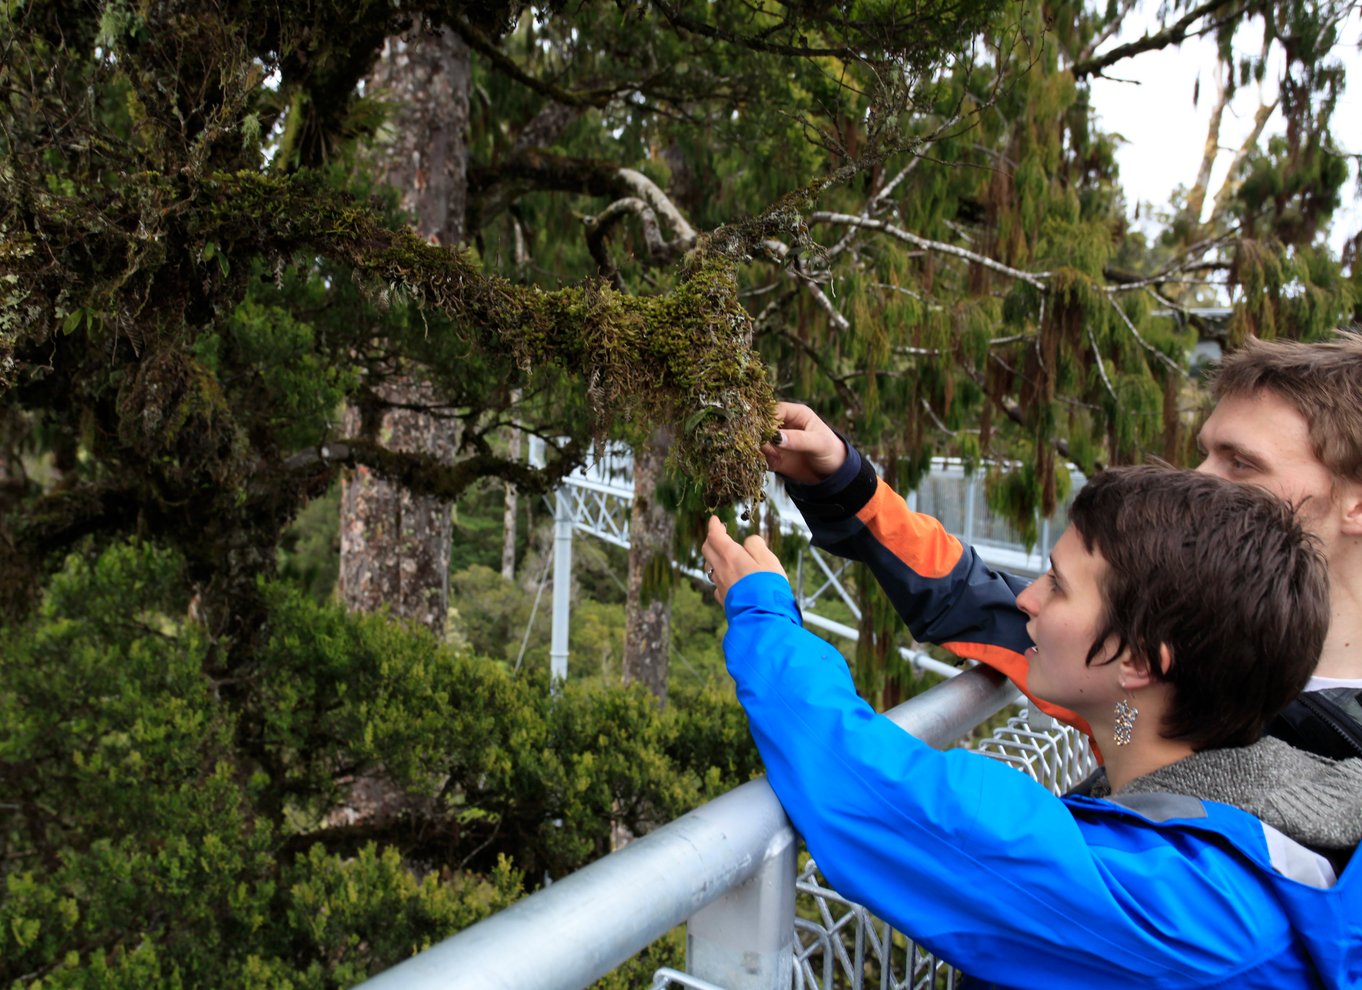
[6,167,779,508]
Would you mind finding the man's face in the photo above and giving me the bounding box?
[1195,390,1339,537]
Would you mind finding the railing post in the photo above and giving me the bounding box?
[551,483,573,685]
[686,827,797,990]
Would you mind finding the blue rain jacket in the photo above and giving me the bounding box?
[724,571,1362,990]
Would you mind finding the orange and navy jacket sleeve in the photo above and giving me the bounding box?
[783,444,1089,733]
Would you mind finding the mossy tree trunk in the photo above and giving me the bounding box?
[623,425,675,704]
[339,25,471,633]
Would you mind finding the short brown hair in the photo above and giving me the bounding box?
[1069,466,1329,751]
[1209,333,1362,483]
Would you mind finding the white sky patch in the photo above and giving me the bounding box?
[1087,3,1362,255]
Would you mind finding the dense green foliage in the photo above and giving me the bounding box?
[0,541,759,986]
[737,1,1358,701]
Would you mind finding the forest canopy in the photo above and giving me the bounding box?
[2,0,1359,986]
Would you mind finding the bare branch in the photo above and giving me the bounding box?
[793,271,850,332]
[759,238,850,333]
[826,157,923,259]
[1087,322,1118,401]
[1184,63,1229,224]
[1104,227,1238,293]
[810,211,1050,287]
[892,329,1031,361]
[511,212,530,273]
[615,168,697,247]
[1108,295,1186,376]
[1070,1,1241,79]
[1208,97,1278,227]
[1075,1,1143,64]
[574,169,699,277]
[919,395,952,435]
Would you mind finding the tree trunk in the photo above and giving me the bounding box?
[501,389,522,581]
[338,25,470,633]
[622,426,675,704]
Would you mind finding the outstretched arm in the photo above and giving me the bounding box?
[757,405,1083,727]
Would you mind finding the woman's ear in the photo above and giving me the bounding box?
[1118,643,1170,690]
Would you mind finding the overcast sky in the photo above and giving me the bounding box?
[1086,5,1362,255]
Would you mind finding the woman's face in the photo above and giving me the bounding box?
[1016,526,1124,716]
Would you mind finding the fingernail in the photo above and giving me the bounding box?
[770,430,784,446]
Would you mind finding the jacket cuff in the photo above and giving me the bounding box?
[782,436,878,522]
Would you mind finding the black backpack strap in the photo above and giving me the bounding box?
[1267,689,1362,760]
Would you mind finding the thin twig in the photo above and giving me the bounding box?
[810,212,1050,288]
[1087,322,1118,401]
[1108,294,1185,375]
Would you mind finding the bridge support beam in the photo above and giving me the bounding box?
[551,483,573,685]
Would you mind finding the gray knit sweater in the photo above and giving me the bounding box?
[1085,736,1362,853]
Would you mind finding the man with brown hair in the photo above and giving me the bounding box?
[762,331,1362,757]
[1196,334,1362,755]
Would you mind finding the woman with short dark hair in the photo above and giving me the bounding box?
[702,465,1361,989]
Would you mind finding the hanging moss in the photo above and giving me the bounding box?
[8,167,780,508]
[1110,371,1162,463]
[985,461,1041,550]
[1227,238,1286,344]
[1066,408,1098,477]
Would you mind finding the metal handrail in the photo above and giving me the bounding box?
[354,665,1018,990]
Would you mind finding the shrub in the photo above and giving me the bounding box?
[0,542,760,987]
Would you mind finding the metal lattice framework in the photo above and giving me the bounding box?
[528,438,1078,684]
[975,713,1101,794]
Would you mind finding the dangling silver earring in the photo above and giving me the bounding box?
[1113,696,1138,746]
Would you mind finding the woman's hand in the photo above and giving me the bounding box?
[760,402,847,485]
[700,516,788,605]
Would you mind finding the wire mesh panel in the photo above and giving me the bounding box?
[791,860,963,990]
[973,714,1099,794]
